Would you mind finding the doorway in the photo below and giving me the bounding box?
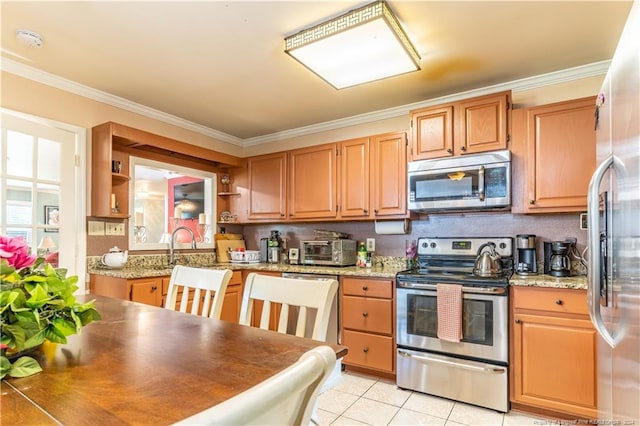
[0,109,86,288]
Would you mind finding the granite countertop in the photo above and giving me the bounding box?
[88,262,407,280]
[509,274,587,290]
[89,258,587,289]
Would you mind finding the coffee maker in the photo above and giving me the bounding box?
[548,241,572,277]
[516,234,538,275]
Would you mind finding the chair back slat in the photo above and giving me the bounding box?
[165,266,233,320]
[238,273,339,341]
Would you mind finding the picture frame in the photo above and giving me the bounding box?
[44,205,59,232]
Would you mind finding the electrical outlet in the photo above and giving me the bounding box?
[88,220,105,236]
[105,222,125,236]
[366,238,375,252]
[579,213,588,230]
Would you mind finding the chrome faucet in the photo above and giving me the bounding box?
[169,226,197,266]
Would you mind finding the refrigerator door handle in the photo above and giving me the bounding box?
[587,154,617,348]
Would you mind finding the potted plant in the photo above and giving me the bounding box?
[1,236,101,378]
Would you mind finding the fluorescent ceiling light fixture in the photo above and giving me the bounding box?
[285,1,420,89]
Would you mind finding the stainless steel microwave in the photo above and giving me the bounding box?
[408,150,511,212]
[300,239,357,266]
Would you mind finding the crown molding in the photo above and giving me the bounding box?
[0,58,244,147]
[2,57,609,147]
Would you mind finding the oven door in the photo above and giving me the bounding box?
[396,284,508,363]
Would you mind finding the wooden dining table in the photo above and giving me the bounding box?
[1,295,348,425]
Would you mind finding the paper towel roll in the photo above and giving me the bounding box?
[374,220,408,235]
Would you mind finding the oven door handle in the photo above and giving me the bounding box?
[478,165,485,201]
[398,350,506,374]
[397,282,507,295]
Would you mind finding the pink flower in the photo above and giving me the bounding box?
[0,236,37,269]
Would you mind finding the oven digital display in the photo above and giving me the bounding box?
[452,241,472,250]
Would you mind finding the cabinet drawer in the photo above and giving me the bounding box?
[342,296,393,334]
[512,287,588,316]
[342,330,394,372]
[342,277,392,298]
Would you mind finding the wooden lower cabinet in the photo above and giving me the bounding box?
[510,286,597,419]
[341,277,395,377]
[220,271,243,323]
[90,270,243,323]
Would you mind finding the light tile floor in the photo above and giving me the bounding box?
[316,371,547,426]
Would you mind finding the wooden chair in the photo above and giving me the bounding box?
[238,272,339,341]
[175,345,336,426]
[164,266,233,319]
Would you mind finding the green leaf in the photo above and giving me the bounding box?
[0,259,16,276]
[6,356,43,378]
[52,317,79,336]
[23,330,46,348]
[25,285,53,309]
[0,356,11,379]
[42,326,67,344]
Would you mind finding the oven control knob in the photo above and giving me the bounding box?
[499,242,507,249]
[430,242,436,248]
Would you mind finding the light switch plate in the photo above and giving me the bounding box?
[366,238,375,252]
[88,220,105,236]
[105,222,125,236]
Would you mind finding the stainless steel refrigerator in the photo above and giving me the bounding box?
[588,0,640,421]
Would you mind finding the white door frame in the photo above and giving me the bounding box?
[1,108,87,291]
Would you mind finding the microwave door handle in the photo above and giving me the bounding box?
[478,165,485,201]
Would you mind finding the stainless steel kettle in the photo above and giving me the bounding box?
[473,242,502,277]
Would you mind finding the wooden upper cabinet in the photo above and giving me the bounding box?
[410,91,510,160]
[339,137,370,218]
[410,105,454,160]
[512,97,596,213]
[457,92,510,155]
[247,152,287,221]
[371,132,407,217]
[288,143,338,220]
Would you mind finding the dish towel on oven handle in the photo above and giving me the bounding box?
[436,283,463,342]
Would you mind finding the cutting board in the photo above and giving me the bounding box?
[214,233,243,241]
[216,239,246,263]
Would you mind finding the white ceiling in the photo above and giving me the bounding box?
[1,1,633,146]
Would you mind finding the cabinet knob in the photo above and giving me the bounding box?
[529,199,535,205]
[362,312,369,318]
[460,146,467,152]
[280,213,285,217]
[151,285,157,291]
[362,347,369,353]
[515,318,521,324]
[556,299,563,305]
[374,209,379,215]
[362,285,368,291]
[363,209,368,214]
[447,148,453,154]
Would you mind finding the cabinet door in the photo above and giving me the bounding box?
[247,152,287,220]
[524,97,596,212]
[220,271,243,323]
[339,138,370,218]
[512,312,597,418]
[129,278,163,307]
[410,106,454,160]
[457,92,510,155]
[371,132,407,217]
[288,144,338,219]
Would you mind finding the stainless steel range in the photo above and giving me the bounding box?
[396,237,513,412]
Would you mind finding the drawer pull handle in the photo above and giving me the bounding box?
[362,347,369,353]
[362,312,368,318]
[362,285,368,291]
[556,299,563,305]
